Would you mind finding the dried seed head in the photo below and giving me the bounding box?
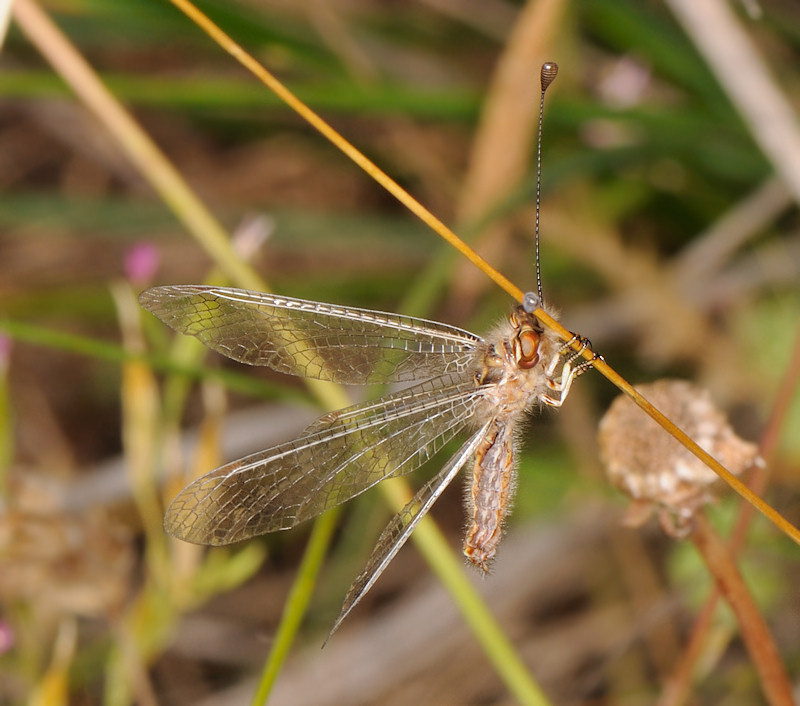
[598,380,761,537]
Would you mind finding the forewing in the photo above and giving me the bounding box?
[139,285,482,384]
[164,374,484,545]
[327,424,490,640]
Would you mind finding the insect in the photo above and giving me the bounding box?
[139,285,593,633]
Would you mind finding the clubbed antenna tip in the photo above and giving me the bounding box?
[541,62,559,92]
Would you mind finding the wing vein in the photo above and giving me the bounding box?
[164,376,486,544]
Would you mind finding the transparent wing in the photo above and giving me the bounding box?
[326,423,491,641]
[139,285,482,384]
[164,373,485,545]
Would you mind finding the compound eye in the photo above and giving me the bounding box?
[517,329,540,369]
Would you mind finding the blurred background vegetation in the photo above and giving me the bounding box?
[1,0,799,704]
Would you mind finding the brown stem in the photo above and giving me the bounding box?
[687,514,794,706]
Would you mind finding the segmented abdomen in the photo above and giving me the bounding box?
[463,419,516,571]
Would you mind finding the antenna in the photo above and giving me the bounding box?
[533,61,558,309]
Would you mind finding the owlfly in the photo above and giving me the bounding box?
[139,62,596,635]
[140,285,594,634]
